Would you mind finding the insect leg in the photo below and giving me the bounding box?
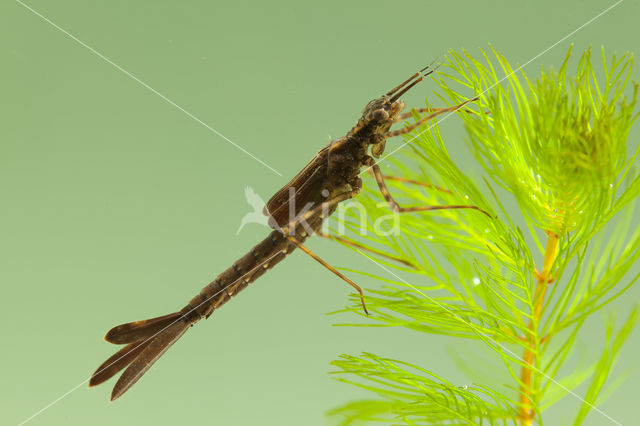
[285,235,369,315]
[385,97,477,138]
[364,168,452,195]
[393,104,478,123]
[364,157,491,217]
[315,231,417,269]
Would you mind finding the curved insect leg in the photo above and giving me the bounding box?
[364,157,491,217]
[315,231,417,269]
[385,97,477,138]
[275,188,369,314]
[285,235,369,315]
[393,102,479,123]
[364,167,452,195]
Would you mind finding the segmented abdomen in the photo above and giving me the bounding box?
[182,218,321,323]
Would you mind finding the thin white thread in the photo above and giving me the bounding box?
[18,247,287,426]
[16,0,625,424]
[15,0,282,177]
[353,248,623,425]
[372,0,625,169]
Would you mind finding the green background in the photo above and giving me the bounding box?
[2,1,639,425]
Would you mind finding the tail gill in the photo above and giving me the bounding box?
[89,311,190,401]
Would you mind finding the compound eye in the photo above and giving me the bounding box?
[371,108,389,122]
[361,99,377,115]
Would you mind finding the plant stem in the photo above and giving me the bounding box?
[518,231,559,425]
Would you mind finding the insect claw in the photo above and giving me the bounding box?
[360,295,370,316]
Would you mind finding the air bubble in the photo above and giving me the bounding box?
[472,277,481,285]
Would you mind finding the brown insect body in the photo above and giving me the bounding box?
[90,66,476,400]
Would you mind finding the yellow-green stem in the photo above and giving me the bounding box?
[518,231,559,425]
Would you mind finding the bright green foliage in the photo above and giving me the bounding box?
[330,353,518,425]
[328,47,640,425]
